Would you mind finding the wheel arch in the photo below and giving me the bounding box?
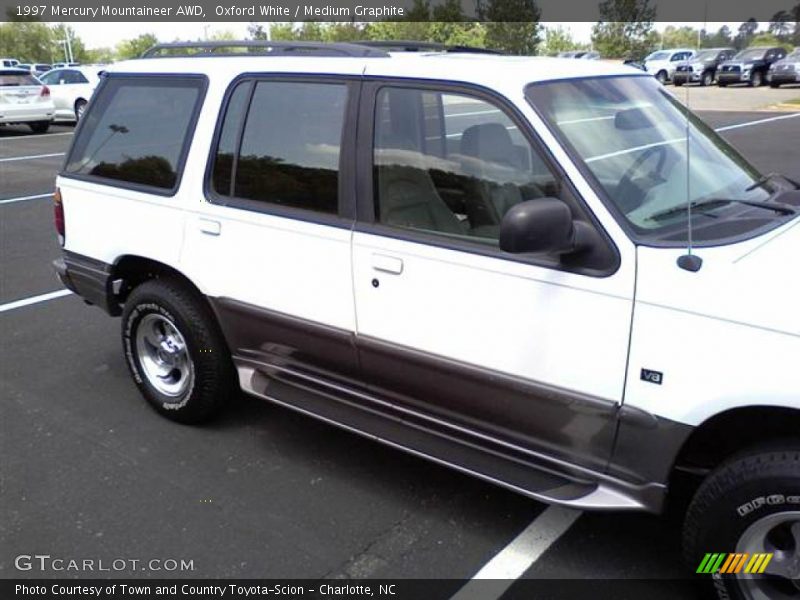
[673,405,800,476]
[112,255,209,307]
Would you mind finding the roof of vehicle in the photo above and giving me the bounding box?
[43,64,105,77]
[107,52,642,94]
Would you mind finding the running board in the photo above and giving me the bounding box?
[236,363,664,512]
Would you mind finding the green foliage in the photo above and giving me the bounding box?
[0,21,55,62]
[541,26,588,55]
[115,33,159,60]
[701,25,733,49]
[479,0,542,54]
[748,32,793,51]
[591,0,656,59]
[660,25,699,49]
[734,19,758,50]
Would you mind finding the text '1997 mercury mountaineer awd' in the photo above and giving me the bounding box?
[52,41,799,598]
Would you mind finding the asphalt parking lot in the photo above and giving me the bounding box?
[2,106,799,598]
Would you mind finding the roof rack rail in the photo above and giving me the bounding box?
[355,40,503,55]
[140,41,390,59]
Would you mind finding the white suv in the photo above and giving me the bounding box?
[53,42,799,593]
[643,48,696,83]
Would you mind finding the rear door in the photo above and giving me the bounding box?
[180,75,361,385]
[350,81,636,472]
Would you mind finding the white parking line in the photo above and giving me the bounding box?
[0,152,65,163]
[0,193,52,205]
[450,506,582,600]
[715,112,800,132]
[0,132,73,141]
[0,289,72,314]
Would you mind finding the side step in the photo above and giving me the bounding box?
[237,362,664,512]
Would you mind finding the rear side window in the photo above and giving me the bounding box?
[0,71,39,86]
[209,79,348,214]
[65,76,205,192]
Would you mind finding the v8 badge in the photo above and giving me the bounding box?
[641,368,664,385]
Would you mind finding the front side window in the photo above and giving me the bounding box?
[210,80,347,214]
[373,87,560,243]
[65,76,205,191]
[526,75,797,243]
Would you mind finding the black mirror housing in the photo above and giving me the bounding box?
[499,198,576,255]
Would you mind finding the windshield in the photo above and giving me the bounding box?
[694,50,718,61]
[646,51,670,61]
[525,76,791,243]
[734,49,766,61]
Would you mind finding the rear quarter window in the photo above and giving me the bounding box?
[64,75,206,194]
[0,71,39,86]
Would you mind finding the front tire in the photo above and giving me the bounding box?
[28,121,50,133]
[656,70,668,84]
[74,99,87,121]
[683,447,800,600]
[702,71,714,87]
[750,71,764,87]
[121,278,235,424]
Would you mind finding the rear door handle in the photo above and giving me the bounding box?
[199,218,221,236]
[372,254,403,275]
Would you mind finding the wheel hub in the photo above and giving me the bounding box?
[134,313,194,399]
[736,511,800,600]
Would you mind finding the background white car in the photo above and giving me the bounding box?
[0,68,54,133]
[643,48,696,83]
[38,66,103,122]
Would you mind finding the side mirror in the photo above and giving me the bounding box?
[615,107,655,130]
[499,198,577,255]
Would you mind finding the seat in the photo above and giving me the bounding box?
[459,123,530,229]
[375,136,466,236]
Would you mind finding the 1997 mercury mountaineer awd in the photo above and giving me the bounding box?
[53,41,799,597]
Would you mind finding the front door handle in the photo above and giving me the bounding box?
[372,254,403,275]
[199,218,221,236]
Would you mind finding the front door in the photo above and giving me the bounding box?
[351,81,636,472]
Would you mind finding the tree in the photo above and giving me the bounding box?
[479,0,541,55]
[116,33,159,59]
[591,0,656,60]
[793,3,800,45]
[734,19,758,50]
[541,26,586,55]
[0,21,55,62]
[748,32,792,51]
[701,25,732,48]
[768,10,793,40]
[661,25,699,49]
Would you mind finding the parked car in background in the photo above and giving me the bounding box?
[717,46,788,87]
[0,68,54,132]
[580,51,601,60]
[16,63,52,75]
[672,47,736,86]
[39,65,103,122]
[643,48,695,83]
[1,58,20,68]
[769,47,800,87]
[51,62,81,69]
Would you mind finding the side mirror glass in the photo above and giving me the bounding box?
[499,198,576,255]
[615,107,656,130]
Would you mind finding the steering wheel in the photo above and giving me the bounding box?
[616,145,669,213]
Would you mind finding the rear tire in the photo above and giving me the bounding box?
[121,278,235,424]
[28,121,50,134]
[683,446,800,600]
[770,82,781,89]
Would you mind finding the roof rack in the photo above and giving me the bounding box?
[355,40,503,55]
[140,41,390,59]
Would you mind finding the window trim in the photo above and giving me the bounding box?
[356,76,621,278]
[203,72,360,229]
[60,72,208,198]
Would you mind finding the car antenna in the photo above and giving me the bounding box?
[677,80,703,272]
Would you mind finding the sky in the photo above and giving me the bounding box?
[63,21,750,50]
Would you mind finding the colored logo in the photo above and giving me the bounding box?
[696,553,773,575]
